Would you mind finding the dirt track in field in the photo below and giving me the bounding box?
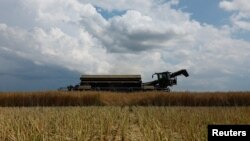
[127,107,144,141]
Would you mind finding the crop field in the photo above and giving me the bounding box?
[0,91,250,106]
[0,107,249,141]
[0,91,249,141]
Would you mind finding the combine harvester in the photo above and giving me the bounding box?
[65,69,189,91]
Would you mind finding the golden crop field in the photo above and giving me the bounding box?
[0,91,249,141]
[0,107,250,141]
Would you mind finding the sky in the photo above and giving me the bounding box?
[0,0,250,91]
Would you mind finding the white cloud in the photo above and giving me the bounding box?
[220,0,250,12]
[0,23,112,74]
[220,0,250,30]
[0,0,250,91]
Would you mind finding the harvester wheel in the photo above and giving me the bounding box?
[165,88,170,92]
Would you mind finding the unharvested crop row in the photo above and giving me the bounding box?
[0,91,249,106]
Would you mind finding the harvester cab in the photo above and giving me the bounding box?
[152,71,175,87]
[148,69,189,91]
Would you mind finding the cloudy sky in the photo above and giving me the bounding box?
[0,0,250,91]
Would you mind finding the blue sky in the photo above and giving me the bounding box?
[0,0,250,91]
[178,0,231,26]
[178,0,250,40]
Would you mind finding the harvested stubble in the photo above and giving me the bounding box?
[0,107,249,141]
[0,91,249,106]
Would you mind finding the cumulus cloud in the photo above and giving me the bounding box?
[220,0,250,30]
[0,23,112,74]
[0,0,250,91]
[101,9,191,52]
